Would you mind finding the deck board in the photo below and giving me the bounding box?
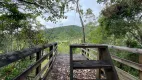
[46,54,97,80]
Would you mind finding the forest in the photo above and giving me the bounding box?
[0,0,142,80]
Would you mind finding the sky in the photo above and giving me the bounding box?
[36,0,104,28]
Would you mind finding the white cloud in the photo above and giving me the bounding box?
[37,0,104,28]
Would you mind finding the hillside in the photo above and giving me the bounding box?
[45,25,82,40]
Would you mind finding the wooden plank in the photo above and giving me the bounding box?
[42,51,57,80]
[98,48,119,80]
[73,60,112,69]
[13,51,50,80]
[0,42,57,67]
[81,48,97,59]
[139,55,142,80]
[96,48,101,79]
[107,45,142,55]
[70,46,74,80]
[82,52,90,60]
[34,60,49,80]
[70,44,108,48]
[36,51,41,75]
[115,66,139,80]
[73,78,107,80]
[90,48,98,52]
[111,55,142,71]
[49,46,53,67]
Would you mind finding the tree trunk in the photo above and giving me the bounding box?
[76,0,86,43]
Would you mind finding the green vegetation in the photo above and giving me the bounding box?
[45,25,82,53]
[0,0,73,79]
[45,25,82,41]
[0,0,142,79]
[86,0,142,77]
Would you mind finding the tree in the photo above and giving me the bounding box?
[98,0,142,44]
[0,0,72,21]
[0,0,74,52]
[97,0,142,78]
[76,0,86,43]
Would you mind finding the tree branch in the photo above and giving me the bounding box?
[17,0,58,16]
[129,30,141,42]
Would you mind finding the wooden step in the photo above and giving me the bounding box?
[73,78,107,80]
[73,60,112,69]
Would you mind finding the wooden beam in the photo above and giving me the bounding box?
[34,60,49,80]
[73,60,112,69]
[107,45,142,55]
[70,44,108,48]
[49,46,53,67]
[36,51,42,75]
[13,51,50,80]
[0,42,57,67]
[42,50,57,80]
[139,55,142,80]
[81,48,97,59]
[70,46,73,80]
[115,66,139,80]
[111,55,142,71]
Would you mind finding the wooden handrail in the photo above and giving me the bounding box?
[70,44,119,80]
[80,43,142,80]
[107,44,142,80]
[14,50,51,80]
[0,42,57,80]
[81,48,97,59]
[111,55,142,71]
[70,44,108,48]
[115,66,139,80]
[80,43,142,54]
[107,45,142,54]
[0,42,57,67]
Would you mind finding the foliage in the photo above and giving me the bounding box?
[89,0,142,78]
[44,25,82,53]
[98,0,142,44]
[0,57,35,80]
[0,0,72,22]
[0,0,141,79]
[0,0,74,52]
[87,26,104,43]
[0,0,74,79]
[45,25,82,41]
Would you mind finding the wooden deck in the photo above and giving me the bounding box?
[1,42,140,80]
[46,54,96,80]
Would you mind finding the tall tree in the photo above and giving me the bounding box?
[76,0,86,43]
[98,0,142,44]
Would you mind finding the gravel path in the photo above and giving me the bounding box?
[46,54,96,80]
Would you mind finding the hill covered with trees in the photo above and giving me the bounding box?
[45,25,82,41]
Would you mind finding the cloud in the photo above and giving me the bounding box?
[37,0,104,28]
[80,0,104,17]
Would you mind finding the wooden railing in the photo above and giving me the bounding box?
[0,42,57,80]
[107,45,142,80]
[81,43,142,80]
[70,44,119,80]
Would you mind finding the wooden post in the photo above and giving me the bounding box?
[70,46,73,80]
[55,43,57,54]
[36,51,41,75]
[96,48,101,79]
[98,47,118,80]
[87,48,89,57]
[82,48,84,55]
[49,45,53,67]
[139,55,142,80]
